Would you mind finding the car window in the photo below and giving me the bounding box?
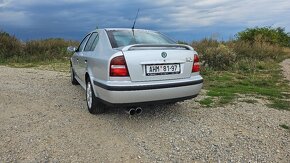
[77,34,90,52]
[90,33,99,51]
[106,30,175,48]
[84,32,98,51]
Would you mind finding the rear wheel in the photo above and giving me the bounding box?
[86,79,105,114]
[71,66,79,85]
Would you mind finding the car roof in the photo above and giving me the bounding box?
[90,28,156,33]
[105,28,151,31]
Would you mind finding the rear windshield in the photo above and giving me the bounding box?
[106,30,175,48]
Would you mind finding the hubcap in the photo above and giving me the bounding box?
[86,82,92,108]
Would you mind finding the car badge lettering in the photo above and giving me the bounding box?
[161,52,167,58]
[186,57,193,62]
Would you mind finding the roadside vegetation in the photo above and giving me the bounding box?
[0,31,78,72]
[193,27,290,110]
[1,27,290,110]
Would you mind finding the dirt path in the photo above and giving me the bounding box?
[0,66,289,162]
[281,59,290,82]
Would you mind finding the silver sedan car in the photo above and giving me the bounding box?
[68,28,203,114]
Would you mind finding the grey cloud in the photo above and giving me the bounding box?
[0,0,289,41]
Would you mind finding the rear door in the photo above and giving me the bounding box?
[79,32,99,82]
[74,34,90,81]
[123,47,194,82]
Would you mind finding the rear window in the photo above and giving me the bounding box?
[106,30,175,48]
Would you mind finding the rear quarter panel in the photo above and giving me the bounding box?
[87,30,117,82]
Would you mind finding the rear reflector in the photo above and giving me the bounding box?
[110,56,129,77]
[192,54,200,72]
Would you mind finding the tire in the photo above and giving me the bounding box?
[71,66,79,85]
[86,79,106,114]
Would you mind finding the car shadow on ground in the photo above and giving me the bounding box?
[103,103,185,117]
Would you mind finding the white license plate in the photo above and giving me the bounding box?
[145,64,181,76]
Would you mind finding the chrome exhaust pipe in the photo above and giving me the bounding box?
[126,108,136,115]
[135,107,142,115]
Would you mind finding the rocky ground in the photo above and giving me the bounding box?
[0,64,289,162]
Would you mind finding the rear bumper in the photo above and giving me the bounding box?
[97,95,198,107]
[93,75,203,105]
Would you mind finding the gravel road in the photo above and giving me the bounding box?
[0,65,289,162]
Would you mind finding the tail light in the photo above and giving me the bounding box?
[110,55,129,77]
[192,54,200,72]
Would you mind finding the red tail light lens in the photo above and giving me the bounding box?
[192,54,200,72]
[110,56,129,77]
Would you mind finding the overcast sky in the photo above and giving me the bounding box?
[1,0,290,42]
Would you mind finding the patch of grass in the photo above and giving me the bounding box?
[268,99,290,111]
[199,97,214,107]
[2,59,70,72]
[219,96,235,105]
[240,99,258,104]
[194,36,290,109]
[279,124,290,130]
[201,60,290,108]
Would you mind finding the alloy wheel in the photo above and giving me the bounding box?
[86,82,93,108]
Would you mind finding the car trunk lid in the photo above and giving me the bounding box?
[120,44,195,82]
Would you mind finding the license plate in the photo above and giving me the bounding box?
[145,64,181,76]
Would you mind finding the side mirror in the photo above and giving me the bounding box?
[67,46,76,52]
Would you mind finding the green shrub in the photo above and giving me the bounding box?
[233,59,278,73]
[192,38,219,55]
[228,38,287,61]
[23,38,79,62]
[236,26,290,47]
[0,31,23,62]
[201,44,236,70]
[0,29,79,63]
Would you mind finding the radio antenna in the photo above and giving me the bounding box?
[132,8,140,36]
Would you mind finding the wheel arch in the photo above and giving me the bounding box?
[85,71,99,98]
